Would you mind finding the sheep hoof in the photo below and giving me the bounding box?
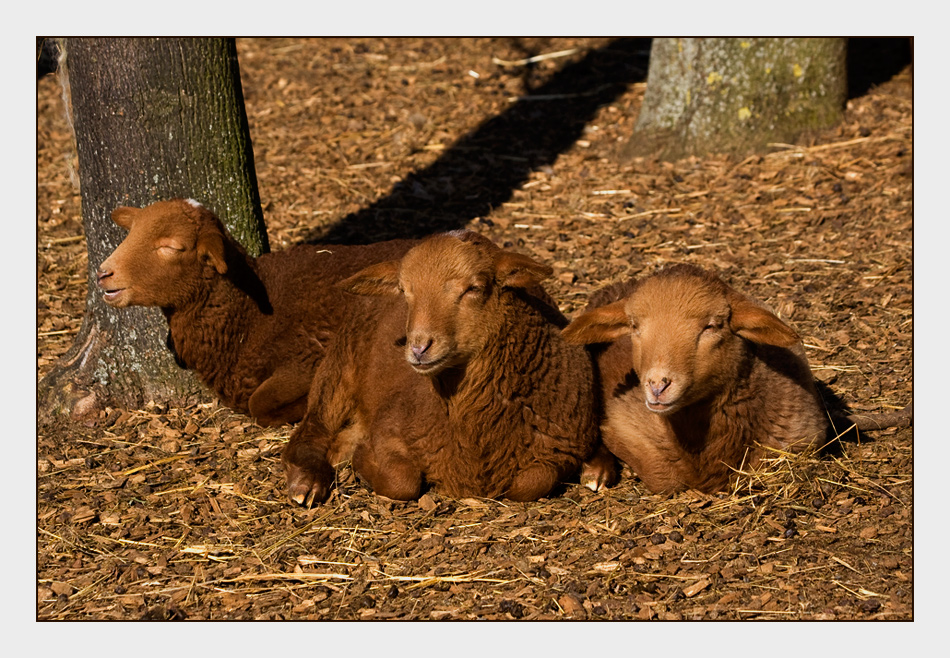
[290,489,315,507]
[287,480,329,508]
[580,446,621,492]
[284,463,334,508]
[582,476,603,493]
[580,467,618,492]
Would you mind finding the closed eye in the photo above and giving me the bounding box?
[157,243,185,256]
[460,278,489,300]
[702,319,724,334]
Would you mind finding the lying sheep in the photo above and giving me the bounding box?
[96,198,415,425]
[562,264,830,494]
[282,230,617,506]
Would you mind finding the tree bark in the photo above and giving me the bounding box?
[39,38,267,425]
[624,38,846,161]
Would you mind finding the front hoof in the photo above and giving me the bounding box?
[283,460,334,507]
[580,446,620,492]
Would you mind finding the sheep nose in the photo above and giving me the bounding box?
[96,267,112,283]
[410,339,433,360]
[648,378,671,399]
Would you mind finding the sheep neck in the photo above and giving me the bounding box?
[662,353,756,456]
[413,290,592,498]
[430,291,554,430]
[666,400,715,453]
[667,349,787,469]
[163,252,267,408]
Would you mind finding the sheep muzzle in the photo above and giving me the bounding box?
[405,334,453,374]
[642,370,685,414]
[96,260,129,306]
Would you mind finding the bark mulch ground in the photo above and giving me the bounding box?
[37,38,912,621]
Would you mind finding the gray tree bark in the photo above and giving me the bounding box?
[624,38,846,160]
[39,37,268,425]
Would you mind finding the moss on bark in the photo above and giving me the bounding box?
[625,38,846,161]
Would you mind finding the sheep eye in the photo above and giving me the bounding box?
[461,280,487,300]
[157,244,185,256]
[702,320,723,334]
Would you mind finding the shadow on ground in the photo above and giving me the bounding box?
[310,38,651,244]
[314,37,912,245]
[847,37,912,99]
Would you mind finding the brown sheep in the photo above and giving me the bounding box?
[281,230,618,506]
[96,198,416,425]
[562,263,830,494]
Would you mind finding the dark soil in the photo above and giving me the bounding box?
[37,38,912,621]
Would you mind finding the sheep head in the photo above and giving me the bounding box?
[97,199,230,309]
[340,230,552,376]
[563,264,800,415]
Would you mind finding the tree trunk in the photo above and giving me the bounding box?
[624,38,846,161]
[39,37,268,425]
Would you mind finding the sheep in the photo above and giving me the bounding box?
[561,263,831,494]
[281,230,618,506]
[96,198,416,426]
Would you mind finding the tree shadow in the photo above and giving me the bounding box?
[309,38,651,245]
[815,380,883,455]
[846,37,912,99]
[309,37,910,245]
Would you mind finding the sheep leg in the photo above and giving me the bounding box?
[248,365,313,426]
[352,436,424,501]
[282,414,336,507]
[842,402,913,431]
[602,422,694,494]
[506,463,560,502]
[579,442,621,492]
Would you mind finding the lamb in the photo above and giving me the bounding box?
[561,263,830,494]
[281,230,618,506]
[96,198,416,425]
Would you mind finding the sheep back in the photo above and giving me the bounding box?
[176,239,417,424]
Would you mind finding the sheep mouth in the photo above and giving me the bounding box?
[645,399,678,414]
[408,357,449,374]
[101,288,126,304]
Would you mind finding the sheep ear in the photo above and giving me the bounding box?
[562,300,632,344]
[111,206,139,229]
[495,252,553,289]
[338,260,402,296]
[729,293,799,347]
[197,230,228,275]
